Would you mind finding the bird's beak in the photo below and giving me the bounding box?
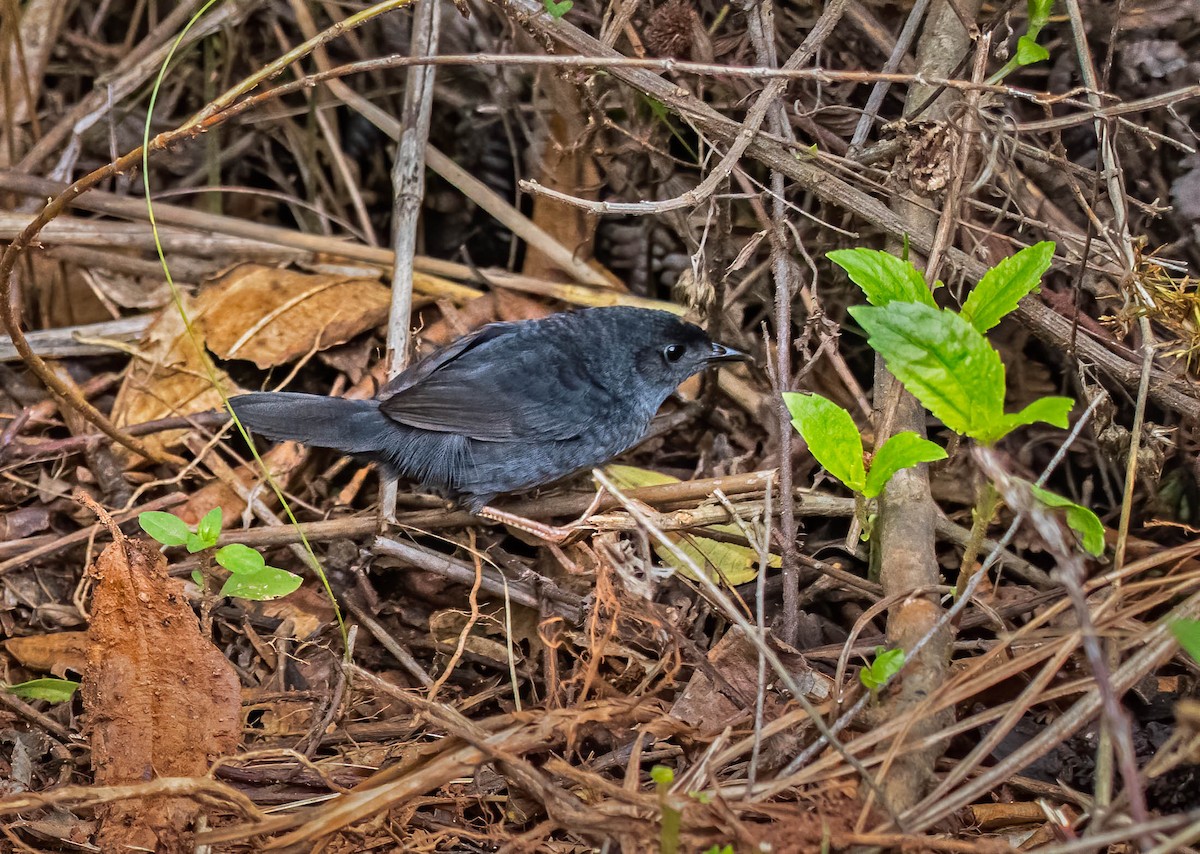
[709,341,751,363]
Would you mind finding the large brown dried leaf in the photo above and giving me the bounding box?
[109,293,232,459]
[83,534,241,853]
[200,264,390,368]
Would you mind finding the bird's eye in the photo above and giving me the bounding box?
[663,344,685,363]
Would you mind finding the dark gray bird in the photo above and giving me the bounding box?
[229,306,747,512]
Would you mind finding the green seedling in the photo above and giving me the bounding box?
[139,508,301,601]
[1169,619,1200,665]
[834,242,1072,446]
[1028,483,1105,556]
[651,765,682,854]
[988,0,1055,84]
[860,646,906,699]
[784,392,946,502]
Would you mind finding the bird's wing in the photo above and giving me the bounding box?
[378,321,612,442]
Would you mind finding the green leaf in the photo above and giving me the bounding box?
[849,303,1007,442]
[604,464,679,490]
[7,677,80,703]
[1028,484,1106,556]
[543,0,573,18]
[859,646,905,691]
[1027,0,1054,28]
[605,465,778,585]
[650,765,675,786]
[215,543,265,574]
[185,532,209,554]
[828,248,937,308]
[655,526,779,586]
[196,507,222,548]
[138,511,191,547]
[191,570,205,588]
[1016,34,1050,66]
[220,565,302,600]
[961,242,1055,332]
[1170,619,1200,665]
[783,392,866,492]
[996,396,1074,437]
[863,432,947,498]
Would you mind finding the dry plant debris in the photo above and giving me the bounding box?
[0,0,1199,851]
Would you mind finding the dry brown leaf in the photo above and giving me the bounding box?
[4,631,88,677]
[83,533,241,853]
[200,264,390,369]
[109,293,232,459]
[670,626,831,736]
[257,583,338,640]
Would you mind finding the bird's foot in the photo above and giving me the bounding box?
[477,505,592,545]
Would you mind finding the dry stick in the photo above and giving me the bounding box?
[743,0,848,648]
[498,1,1200,417]
[847,0,932,154]
[859,0,982,820]
[974,451,1151,845]
[522,0,847,219]
[342,597,434,688]
[589,469,902,828]
[746,476,774,793]
[1062,0,1150,835]
[0,0,417,465]
[380,0,439,525]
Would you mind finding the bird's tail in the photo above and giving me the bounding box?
[228,392,392,455]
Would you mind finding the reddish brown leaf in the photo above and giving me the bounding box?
[83,534,241,853]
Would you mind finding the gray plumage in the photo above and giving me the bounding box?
[229,306,746,512]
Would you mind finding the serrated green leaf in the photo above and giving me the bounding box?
[996,396,1074,438]
[138,511,191,546]
[1016,34,1050,65]
[196,507,222,547]
[1029,483,1106,556]
[7,677,79,703]
[783,392,866,492]
[1170,619,1200,665]
[863,432,947,498]
[849,303,1007,441]
[828,249,936,308]
[860,646,905,691]
[215,543,265,574]
[220,565,302,601]
[961,242,1055,332]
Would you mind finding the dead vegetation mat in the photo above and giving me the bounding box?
[2,0,1200,851]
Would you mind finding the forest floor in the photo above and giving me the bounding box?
[1,0,1200,851]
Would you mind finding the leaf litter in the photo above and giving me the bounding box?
[0,0,1199,851]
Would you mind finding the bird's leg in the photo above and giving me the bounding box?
[476,505,591,545]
